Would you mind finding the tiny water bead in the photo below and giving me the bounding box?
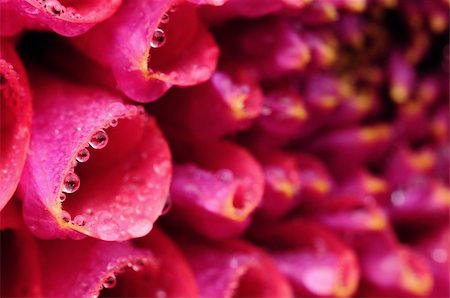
[62,172,81,193]
[102,274,117,289]
[59,193,66,202]
[110,118,118,127]
[76,148,90,163]
[89,130,108,149]
[161,13,169,24]
[151,29,166,48]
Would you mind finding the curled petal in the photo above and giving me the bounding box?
[38,237,155,297]
[0,40,32,211]
[71,0,219,102]
[19,71,171,240]
[0,0,122,37]
[100,228,199,297]
[254,151,302,220]
[151,65,263,140]
[309,124,393,177]
[179,236,293,297]
[250,219,360,298]
[169,141,264,239]
[352,231,433,297]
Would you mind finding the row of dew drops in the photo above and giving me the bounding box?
[59,119,118,225]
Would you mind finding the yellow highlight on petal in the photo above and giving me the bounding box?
[311,179,330,194]
[223,194,252,222]
[430,16,447,33]
[390,84,409,104]
[230,94,248,120]
[354,93,373,112]
[364,176,387,194]
[359,125,391,142]
[273,179,298,199]
[366,211,387,230]
[400,263,433,296]
[333,253,359,298]
[409,151,435,171]
[433,184,450,206]
[321,95,338,109]
[288,104,308,121]
[323,3,338,21]
[346,0,366,12]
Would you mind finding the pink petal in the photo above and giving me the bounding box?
[0,0,122,37]
[179,236,293,297]
[168,141,264,239]
[100,228,199,297]
[250,219,360,297]
[19,70,171,240]
[71,0,219,102]
[0,40,32,211]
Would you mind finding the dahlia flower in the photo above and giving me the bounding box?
[0,0,448,297]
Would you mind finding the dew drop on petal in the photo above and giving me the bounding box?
[61,211,71,223]
[62,172,80,193]
[132,260,145,272]
[151,29,166,48]
[76,148,90,163]
[59,193,66,202]
[73,215,86,226]
[161,13,169,24]
[110,119,118,127]
[89,130,108,149]
[102,274,116,289]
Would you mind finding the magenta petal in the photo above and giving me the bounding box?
[254,151,302,220]
[414,227,449,297]
[38,237,155,297]
[250,219,360,297]
[169,141,264,239]
[179,236,293,297]
[71,0,219,102]
[151,65,263,140]
[0,40,32,211]
[0,0,122,37]
[97,228,198,297]
[1,203,42,297]
[352,231,433,297]
[19,70,171,240]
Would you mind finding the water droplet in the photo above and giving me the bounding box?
[102,274,116,289]
[432,248,447,263]
[131,260,145,272]
[73,215,86,226]
[162,196,172,215]
[62,172,80,193]
[76,148,90,163]
[151,29,166,48]
[161,13,169,24]
[59,193,66,202]
[61,211,71,223]
[85,208,94,215]
[390,190,406,206]
[89,130,108,149]
[110,119,118,127]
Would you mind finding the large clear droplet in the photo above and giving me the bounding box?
[102,274,116,289]
[161,13,169,24]
[151,29,166,48]
[62,172,80,193]
[76,148,90,163]
[89,130,108,149]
